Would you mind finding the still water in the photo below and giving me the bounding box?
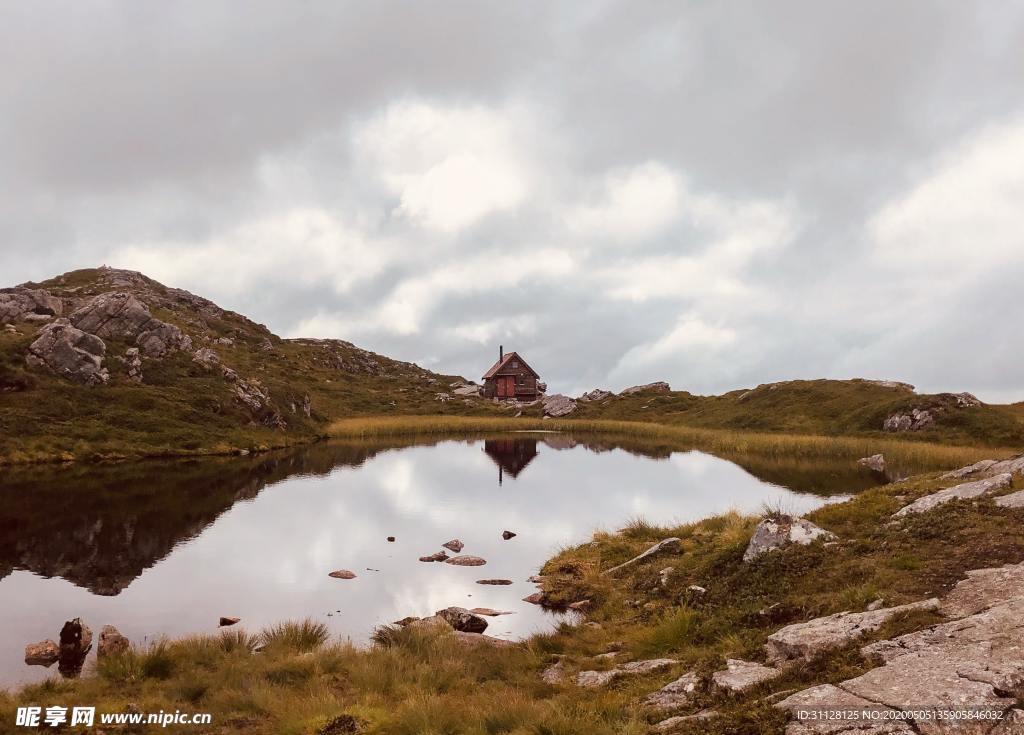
[0,433,879,686]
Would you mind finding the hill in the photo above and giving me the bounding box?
[0,267,497,464]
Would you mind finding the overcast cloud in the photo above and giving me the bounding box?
[2,1,1023,401]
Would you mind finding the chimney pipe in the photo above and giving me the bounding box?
[499,345,504,361]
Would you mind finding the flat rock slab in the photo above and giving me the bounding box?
[743,517,835,562]
[476,579,513,585]
[776,685,910,735]
[469,608,513,616]
[995,490,1024,509]
[576,658,676,688]
[766,599,939,664]
[892,473,1012,517]
[643,671,699,710]
[712,658,780,692]
[650,710,717,732]
[604,538,681,575]
[939,560,1024,618]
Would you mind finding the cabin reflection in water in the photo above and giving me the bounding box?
[483,438,538,485]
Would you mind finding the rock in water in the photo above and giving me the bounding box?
[476,579,513,585]
[442,539,464,553]
[24,640,59,666]
[419,551,449,562]
[97,625,130,658]
[502,530,517,540]
[58,618,93,677]
[435,607,489,633]
[857,453,886,473]
[742,516,835,562]
[386,536,396,542]
[445,555,487,567]
[218,617,241,627]
[26,319,108,385]
[328,569,357,579]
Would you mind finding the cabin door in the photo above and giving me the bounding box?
[498,376,515,397]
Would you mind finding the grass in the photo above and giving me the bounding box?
[6,463,1024,733]
[328,415,1010,470]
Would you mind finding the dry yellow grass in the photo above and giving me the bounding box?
[328,415,1008,468]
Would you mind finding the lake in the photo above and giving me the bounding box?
[0,433,882,686]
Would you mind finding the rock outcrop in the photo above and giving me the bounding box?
[765,599,939,664]
[882,408,934,432]
[743,516,835,562]
[891,473,1012,518]
[621,381,671,395]
[69,292,192,357]
[27,319,108,385]
[643,671,699,710]
[941,454,1024,481]
[578,389,613,401]
[0,288,63,322]
[576,658,676,688]
[711,659,780,692]
[542,393,577,417]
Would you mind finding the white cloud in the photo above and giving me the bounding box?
[870,116,1024,273]
[611,314,737,381]
[355,101,533,232]
[566,162,683,239]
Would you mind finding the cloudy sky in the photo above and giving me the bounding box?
[2,2,1023,401]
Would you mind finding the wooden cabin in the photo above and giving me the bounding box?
[482,346,542,400]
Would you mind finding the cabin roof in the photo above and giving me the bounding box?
[482,351,539,380]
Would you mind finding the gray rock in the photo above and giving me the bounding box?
[711,658,780,692]
[541,658,566,685]
[938,560,1024,619]
[27,318,108,385]
[69,292,191,357]
[604,538,682,575]
[575,658,676,688]
[892,473,1012,517]
[643,671,699,710]
[651,711,718,732]
[97,625,130,658]
[452,383,480,397]
[435,607,488,634]
[995,490,1024,509]
[542,393,577,417]
[868,380,916,392]
[442,539,464,553]
[882,408,934,432]
[578,388,613,401]
[857,454,886,473]
[0,287,63,322]
[621,381,671,395]
[775,684,910,734]
[123,347,142,382]
[941,459,999,480]
[24,639,60,666]
[743,516,835,562]
[765,599,939,664]
[192,348,220,367]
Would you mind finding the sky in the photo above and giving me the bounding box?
[2,2,1023,402]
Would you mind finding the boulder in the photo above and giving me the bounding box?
[643,671,699,710]
[97,625,130,658]
[502,530,516,540]
[604,538,682,575]
[995,490,1024,509]
[541,658,566,684]
[743,516,835,562]
[24,639,60,666]
[542,393,577,417]
[26,318,108,385]
[765,599,939,664]
[711,658,780,692]
[328,569,357,579]
[621,381,671,395]
[442,539,464,553]
[452,384,480,397]
[578,388,613,402]
[69,292,191,357]
[0,287,63,322]
[419,551,449,563]
[857,454,886,473]
[891,473,1012,517]
[122,347,143,382]
[445,555,487,567]
[882,408,933,432]
[58,618,93,676]
[575,658,676,688]
[435,606,489,633]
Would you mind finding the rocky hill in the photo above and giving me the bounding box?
[0,267,494,463]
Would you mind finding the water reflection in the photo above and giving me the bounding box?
[0,433,881,686]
